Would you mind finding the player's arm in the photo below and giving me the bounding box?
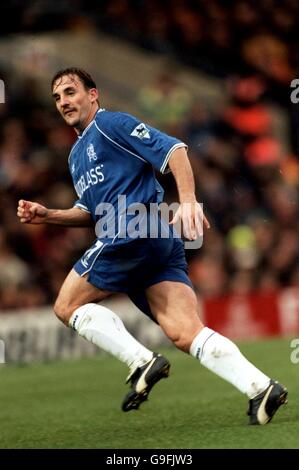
[168,147,210,240]
[17,200,93,227]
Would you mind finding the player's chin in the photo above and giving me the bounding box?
[64,116,79,127]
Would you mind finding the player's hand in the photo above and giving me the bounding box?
[169,201,210,240]
[17,199,48,224]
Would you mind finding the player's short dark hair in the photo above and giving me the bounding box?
[51,67,97,91]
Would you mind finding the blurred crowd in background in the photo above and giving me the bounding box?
[0,0,299,310]
[2,0,298,93]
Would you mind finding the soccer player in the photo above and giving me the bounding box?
[17,68,287,424]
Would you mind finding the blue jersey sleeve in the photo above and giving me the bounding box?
[96,112,187,173]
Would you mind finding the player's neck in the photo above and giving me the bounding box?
[75,104,99,135]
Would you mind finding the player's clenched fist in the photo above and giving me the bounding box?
[17,199,48,224]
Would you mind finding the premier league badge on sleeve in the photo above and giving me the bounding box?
[130,123,150,140]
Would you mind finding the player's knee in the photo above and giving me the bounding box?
[164,322,202,353]
[53,298,74,326]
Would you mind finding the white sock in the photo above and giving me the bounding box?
[190,327,270,398]
[69,303,153,371]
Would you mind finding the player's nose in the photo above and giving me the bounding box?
[60,96,70,108]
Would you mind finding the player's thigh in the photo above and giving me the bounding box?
[54,268,112,322]
[145,281,204,348]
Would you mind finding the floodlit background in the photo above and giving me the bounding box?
[0,1,298,449]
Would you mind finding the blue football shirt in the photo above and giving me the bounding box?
[68,109,186,241]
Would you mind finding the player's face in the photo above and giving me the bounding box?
[52,74,98,133]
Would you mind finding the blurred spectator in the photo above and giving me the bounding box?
[244,136,282,167]
[222,75,272,139]
[280,154,299,186]
[137,70,192,133]
[242,34,292,85]
[227,225,259,270]
[189,254,228,299]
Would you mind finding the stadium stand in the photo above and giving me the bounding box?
[0,1,298,313]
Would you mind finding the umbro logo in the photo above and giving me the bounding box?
[71,314,79,330]
[130,123,150,140]
[87,143,98,162]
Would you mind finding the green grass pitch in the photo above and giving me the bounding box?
[0,337,297,449]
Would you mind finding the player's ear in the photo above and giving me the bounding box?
[90,88,99,103]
